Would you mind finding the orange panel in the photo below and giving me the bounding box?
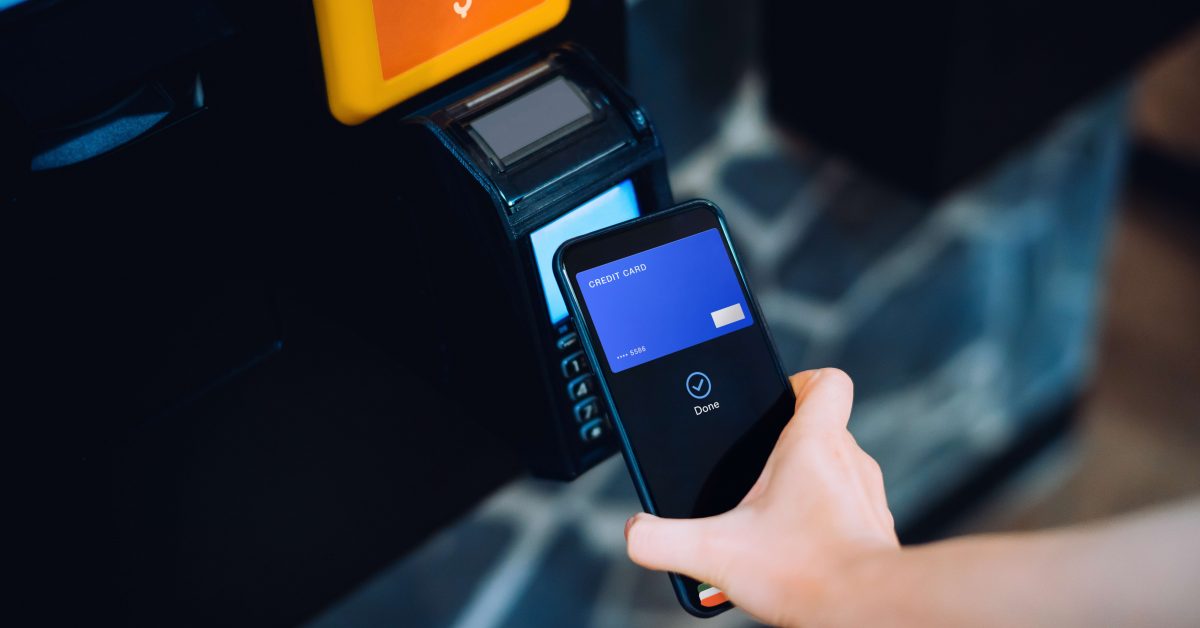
[313,0,569,124]
[373,0,544,79]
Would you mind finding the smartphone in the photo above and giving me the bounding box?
[555,200,796,617]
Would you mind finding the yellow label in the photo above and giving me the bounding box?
[313,0,570,125]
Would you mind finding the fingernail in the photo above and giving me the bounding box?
[624,515,637,540]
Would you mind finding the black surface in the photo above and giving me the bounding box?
[0,0,230,126]
[763,0,1200,198]
[105,304,522,626]
[6,0,628,625]
[1128,144,1200,212]
[626,0,756,164]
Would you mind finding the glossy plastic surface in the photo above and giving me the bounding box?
[313,0,569,124]
[556,200,794,617]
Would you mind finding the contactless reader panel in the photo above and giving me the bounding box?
[399,47,670,479]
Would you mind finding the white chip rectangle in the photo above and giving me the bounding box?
[711,303,746,328]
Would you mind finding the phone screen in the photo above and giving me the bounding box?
[560,203,794,612]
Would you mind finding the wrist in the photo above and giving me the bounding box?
[799,545,905,628]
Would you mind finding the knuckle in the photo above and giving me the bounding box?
[627,519,653,555]
[820,367,853,392]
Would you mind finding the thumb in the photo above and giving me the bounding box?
[625,513,725,585]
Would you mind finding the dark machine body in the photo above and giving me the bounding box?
[393,47,671,479]
[3,1,639,625]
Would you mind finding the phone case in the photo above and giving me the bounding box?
[554,199,794,618]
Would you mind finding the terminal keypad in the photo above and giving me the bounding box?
[555,319,608,443]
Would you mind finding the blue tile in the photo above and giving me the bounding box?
[780,184,928,302]
[831,240,985,400]
[720,153,817,220]
[307,521,513,628]
[498,529,610,628]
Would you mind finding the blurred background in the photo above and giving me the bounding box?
[311,3,1200,626]
[5,0,1198,626]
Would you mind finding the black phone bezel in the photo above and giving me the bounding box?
[555,199,795,618]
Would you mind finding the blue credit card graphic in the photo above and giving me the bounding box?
[576,228,754,372]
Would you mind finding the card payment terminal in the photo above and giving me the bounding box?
[395,46,671,479]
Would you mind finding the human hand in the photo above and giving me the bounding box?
[624,368,900,626]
